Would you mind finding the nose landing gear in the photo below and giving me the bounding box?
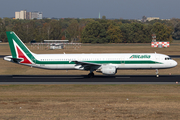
[156,69,159,77]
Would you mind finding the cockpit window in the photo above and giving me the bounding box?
[165,57,171,60]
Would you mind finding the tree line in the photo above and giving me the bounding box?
[0,17,180,43]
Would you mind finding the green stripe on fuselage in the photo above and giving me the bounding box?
[34,60,162,65]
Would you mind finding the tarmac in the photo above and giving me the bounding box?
[0,75,179,84]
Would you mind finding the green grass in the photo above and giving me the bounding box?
[0,84,180,119]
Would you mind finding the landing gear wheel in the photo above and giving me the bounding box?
[156,69,159,78]
[88,72,94,78]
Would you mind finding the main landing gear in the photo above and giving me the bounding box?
[88,68,95,78]
[88,72,94,78]
[156,69,159,77]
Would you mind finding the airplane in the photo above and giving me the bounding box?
[4,31,177,78]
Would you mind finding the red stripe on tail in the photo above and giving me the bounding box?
[16,46,32,64]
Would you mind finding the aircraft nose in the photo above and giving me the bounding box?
[173,60,178,67]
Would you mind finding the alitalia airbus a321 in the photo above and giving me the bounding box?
[4,31,177,78]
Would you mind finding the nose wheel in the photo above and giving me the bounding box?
[156,69,159,77]
[88,72,94,78]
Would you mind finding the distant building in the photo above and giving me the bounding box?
[15,12,20,19]
[142,16,147,23]
[26,12,32,20]
[161,19,170,21]
[15,10,42,20]
[147,17,160,21]
[31,12,38,19]
[20,10,26,19]
[15,10,27,19]
[31,11,43,19]
[38,13,43,19]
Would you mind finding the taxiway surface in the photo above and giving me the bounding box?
[0,75,179,84]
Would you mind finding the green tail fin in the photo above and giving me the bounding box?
[6,31,17,58]
[6,31,33,58]
[6,31,35,64]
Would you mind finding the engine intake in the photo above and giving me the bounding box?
[100,65,117,75]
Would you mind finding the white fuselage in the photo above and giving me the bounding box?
[26,53,177,70]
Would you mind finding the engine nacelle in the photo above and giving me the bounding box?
[74,65,85,70]
[74,65,90,70]
[100,65,117,75]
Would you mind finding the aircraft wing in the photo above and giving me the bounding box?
[72,61,101,66]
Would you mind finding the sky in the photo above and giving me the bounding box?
[0,0,180,19]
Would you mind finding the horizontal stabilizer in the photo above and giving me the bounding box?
[4,56,23,63]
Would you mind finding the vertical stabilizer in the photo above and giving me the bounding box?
[6,31,34,64]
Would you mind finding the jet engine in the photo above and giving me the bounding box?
[97,65,117,75]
